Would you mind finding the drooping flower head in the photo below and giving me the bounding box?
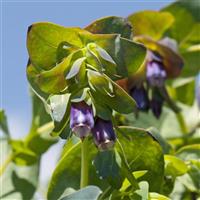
[70,101,94,139]
[130,86,149,111]
[146,61,167,88]
[126,36,184,118]
[92,118,116,151]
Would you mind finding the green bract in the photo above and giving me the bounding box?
[27,22,146,138]
[1,1,199,200]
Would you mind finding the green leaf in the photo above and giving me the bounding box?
[47,137,112,200]
[162,0,199,43]
[49,93,71,122]
[149,192,170,200]
[0,110,10,136]
[47,93,71,138]
[146,127,172,154]
[80,32,146,79]
[130,181,149,200]
[179,24,200,51]
[95,45,116,65]
[116,126,164,192]
[120,170,147,192]
[0,139,39,200]
[119,37,146,77]
[9,140,38,166]
[47,141,81,200]
[178,161,200,193]
[169,77,195,105]
[85,16,132,39]
[93,150,123,189]
[181,50,200,77]
[176,144,200,161]
[164,155,188,178]
[128,11,174,40]
[25,122,58,155]
[66,57,86,80]
[31,57,71,94]
[60,186,102,200]
[27,22,86,70]
[88,70,136,114]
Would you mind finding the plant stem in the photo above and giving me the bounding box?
[176,112,189,135]
[0,153,14,176]
[80,137,89,188]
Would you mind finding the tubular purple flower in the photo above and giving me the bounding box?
[151,93,164,119]
[70,101,94,139]
[146,61,166,87]
[130,86,149,111]
[92,118,116,151]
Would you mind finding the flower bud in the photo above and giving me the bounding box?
[146,61,166,87]
[92,118,116,151]
[130,86,149,111]
[151,92,164,118]
[70,101,94,139]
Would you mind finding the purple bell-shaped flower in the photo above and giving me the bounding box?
[92,118,116,151]
[130,86,149,111]
[70,101,94,139]
[146,61,166,87]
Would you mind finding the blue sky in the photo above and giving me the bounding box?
[1,0,174,184]
[1,0,174,138]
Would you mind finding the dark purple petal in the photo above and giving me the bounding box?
[130,86,149,111]
[151,92,164,119]
[146,61,166,87]
[92,118,116,151]
[70,101,94,139]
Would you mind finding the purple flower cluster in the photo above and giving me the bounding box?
[70,101,116,150]
[130,52,167,118]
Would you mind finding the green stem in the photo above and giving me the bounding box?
[0,153,14,176]
[176,112,189,135]
[80,137,89,188]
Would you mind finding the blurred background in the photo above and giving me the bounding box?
[1,0,174,186]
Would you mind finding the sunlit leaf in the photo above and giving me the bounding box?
[66,57,86,80]
[116,126,164,192]
[162,0,199,43]
[60,186,102,200]
[164,155,188,178]
[85,16,132,39]
[27,22,86,69]
[0,139,39,200]
[176,144,200,161]
[128,11,174,40]
[88,70,136,114]
[169,77,195,105]
[149,192,170,200]
[49,93,71,122]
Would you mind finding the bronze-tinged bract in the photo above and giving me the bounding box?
[70,101,94,139]
[134,36,184,78]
